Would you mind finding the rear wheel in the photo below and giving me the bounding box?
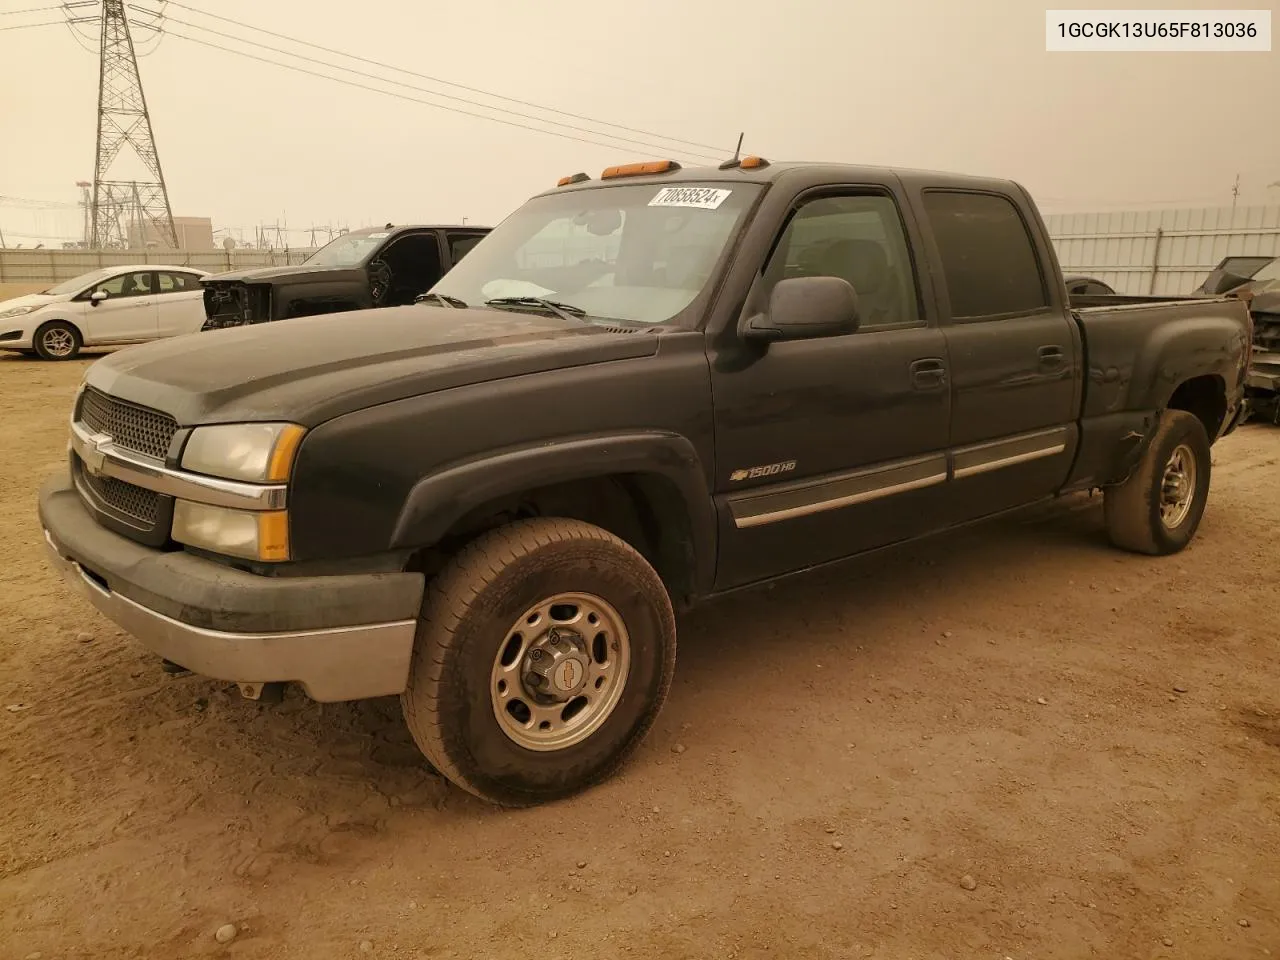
[1104,409,1211,555]
[401,518,676,806]
[32,321,82,361]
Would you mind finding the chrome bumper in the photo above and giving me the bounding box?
[43,527,418,703]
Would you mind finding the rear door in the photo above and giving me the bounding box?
[154,271,207,337]
[916,189,1080,520]
[79,269,158,343]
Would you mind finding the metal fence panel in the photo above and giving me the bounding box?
[1045,205,1280,296]
[0,248,319,284]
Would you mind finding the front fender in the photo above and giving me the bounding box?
[389,431,717,596]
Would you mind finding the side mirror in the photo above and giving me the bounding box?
[90,291,108,305]
[741,276,860,343]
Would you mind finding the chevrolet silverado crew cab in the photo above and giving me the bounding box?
[39,157,1251,807]
[200,223,490,329]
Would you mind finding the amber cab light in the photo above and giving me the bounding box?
[600,160,682,179]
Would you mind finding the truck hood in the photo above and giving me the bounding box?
[83,305,658,426]
[203,263,363,284]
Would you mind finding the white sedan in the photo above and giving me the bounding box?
[0,264,211,361]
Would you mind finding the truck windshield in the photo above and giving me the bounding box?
[430,182,761,326]
[304,230,388,267]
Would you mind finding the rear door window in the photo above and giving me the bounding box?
[922,191,1049,320]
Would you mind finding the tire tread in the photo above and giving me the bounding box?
[401,517,675,805]
[1104,409,1210,556]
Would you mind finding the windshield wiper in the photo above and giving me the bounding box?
[415,292,468,308]
[484,296,588,323]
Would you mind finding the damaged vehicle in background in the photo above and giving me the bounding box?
[200,223,490,330]
[1063,274,1116,296]
[1193,255,1280,422]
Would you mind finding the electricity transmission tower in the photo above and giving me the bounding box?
[89,0,177,249]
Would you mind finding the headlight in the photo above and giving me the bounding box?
[0,304,40,320]
[181,422,306,483]
[172,501,289,562]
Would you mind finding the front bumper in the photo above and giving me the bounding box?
[39,477,425,701]
[0,327,34,350]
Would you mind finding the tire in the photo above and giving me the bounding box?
[401,517,676,806]
[1104,409,1211,555]
[32,321,82,361]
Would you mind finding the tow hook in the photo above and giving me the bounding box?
[237,682,286,704]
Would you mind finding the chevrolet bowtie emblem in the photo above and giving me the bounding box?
[81,433,111,476]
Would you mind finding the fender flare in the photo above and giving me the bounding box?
[389,431,717,597]
[1124,313,1243,414]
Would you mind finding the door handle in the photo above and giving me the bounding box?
[909,357,947,389]
[1038,345,1065,369]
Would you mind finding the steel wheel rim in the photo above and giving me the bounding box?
[490,592,631,752]
[1159,442,1197,529]
[42,328,73,357]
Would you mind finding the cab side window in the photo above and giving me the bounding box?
[91,271,153,298]
[447,232,486,265]
[922,191,1048,320]
[760,194,920,330]
[157,271,202,293]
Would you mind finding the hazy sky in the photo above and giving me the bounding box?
[1,0,1277,244]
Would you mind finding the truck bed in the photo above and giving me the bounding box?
[1069,292,1210,309]
[1069,293,1251,427]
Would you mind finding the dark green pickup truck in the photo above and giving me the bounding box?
[40,156,1251,806]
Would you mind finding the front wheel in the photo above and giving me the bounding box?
[1104,409,1211,555]
[32,321,82,361]
[401,518,676,806]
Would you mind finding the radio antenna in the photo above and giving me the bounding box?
[720,133,747,170]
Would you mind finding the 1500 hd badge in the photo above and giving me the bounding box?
[729,460,797,482]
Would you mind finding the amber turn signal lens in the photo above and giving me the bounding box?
[266,424,306,483]
[600,160,682,179]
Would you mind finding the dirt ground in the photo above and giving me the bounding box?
[1,352,1277,960]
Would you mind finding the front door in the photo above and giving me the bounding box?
[916,190,1080,522]
[709,190,952,590]
[375,232,444,306]
[80,269,158,344]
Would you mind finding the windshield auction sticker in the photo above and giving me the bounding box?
[1046,9,1271,50]
[649,187,732,210]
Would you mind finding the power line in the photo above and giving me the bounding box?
[163,28,724,161]
[0,195,83,208]
[146,10,723,162]
[0,229,82,241]
[161,0,729,156]
[0,4,64,13]
[0,17,64,30]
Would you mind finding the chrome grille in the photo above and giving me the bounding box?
[79,387,177,461]
[79,466,161,525]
